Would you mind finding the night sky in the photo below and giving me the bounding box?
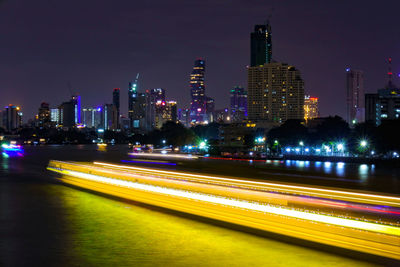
[1,0,399,121]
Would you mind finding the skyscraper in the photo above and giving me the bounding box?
[58,101,75,128]
[128,73,140,128]
[250,22,272,66]
[247,62,305,122]
[38,102,50,127]
[82,107,102,129]
[190,59,206,124]
[113,88,120,128]
[346,68,364,124]
[3,105,22,131]
[71,95,82,125]
[304,95,319,121]
[230,86,248,122]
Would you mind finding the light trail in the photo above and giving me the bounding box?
[47,161,400,260]
[47,166,400,237]
[129,153,199,159]
[93,161,400,207]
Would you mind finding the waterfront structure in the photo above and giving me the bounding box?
[2,104,22,131]
[38,102,51,127]
[190,59,207,124]
[113,88,120,128]
[365,58,400,125]
[250,22,272,66]
[346,68,364,124]
[230,86,248,122]
[304,95,319,121]
[82,107,102,129]
[247,62,305,123]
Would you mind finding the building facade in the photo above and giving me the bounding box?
[304,95,319,121]
[128,73,140,129]
[247,62,305,123]
[82,107,102,129]
[3,105,22,131]
[38,102,51,127]
[113,88,120,129]
[346,69,364,124]
[230,86,248,122]
[190,59,207,124]
[250,23,272,66]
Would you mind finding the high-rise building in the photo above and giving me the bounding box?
[58,101,75,128]
[365,58,400,125]
[128,73,140,128]
[230,86,248,122]
[247,62,305,122]
[304,95,319,121]
[190,59,206,124]
[154,100,177,129]
[71,95,82,125]
[178,108,191,127]
[346,68,364,124]
[113,88,120,128]
[3,105,22,131]
[82,107,102,129]
[250,22,272,67]
[50,108,60,124]
[38,102,51,127]
[101,104,116,130]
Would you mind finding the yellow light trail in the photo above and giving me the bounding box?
[93,161,400,207]
[47,166,400,237]
[129,153,199,159]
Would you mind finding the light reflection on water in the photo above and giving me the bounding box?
[59,185,374,266]
[265,160,378,180]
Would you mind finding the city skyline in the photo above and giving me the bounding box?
[0,1,399,121]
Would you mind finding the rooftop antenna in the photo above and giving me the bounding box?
[387,57,393,88]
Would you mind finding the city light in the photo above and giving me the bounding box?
[299,141,304,146]
[360,140,368,147]
[337,143,344,151]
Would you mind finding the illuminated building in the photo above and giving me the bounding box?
[190,59,207,124]
[247,62,304,123]
[71,95,82,125]
[128,73,140,129]
[230,86,248,122]
[304,95,319,121]
[346,68,364,124]
[3,104,22,131]
[155,100,177,129]
[38,102,51,127]
[178,108,190,127]
[250,22,272,66]
[50,108,59,124]
[101,104,117,130]
[113,88,120,129]
[365,58,400,126]
[82,107,102,129]
[214,108,230,123]
[205,97,215,123]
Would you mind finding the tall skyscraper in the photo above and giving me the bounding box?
[250,22,272,66]
[113,88,120,128]
[128,73,140,128]
[304,95,319,121]
[58,101,75,128]
[71,95,82,125]
[190,59,206,124]
[346,68,364,124]
[247,62,305,122]
[230,86,248,122]
[3,105,22,131]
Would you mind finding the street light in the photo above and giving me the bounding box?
[360,140,367,148]
[337,143,344,151]
[299,141,304,146]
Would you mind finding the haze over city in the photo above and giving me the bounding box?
[1,0,399,121]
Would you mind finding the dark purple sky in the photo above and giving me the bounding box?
[1,0,399,121]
